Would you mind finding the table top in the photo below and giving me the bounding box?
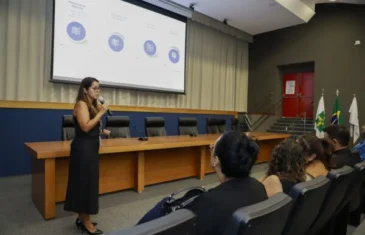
[24,132,290,159]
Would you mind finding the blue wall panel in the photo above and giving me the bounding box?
[0,108,234,177]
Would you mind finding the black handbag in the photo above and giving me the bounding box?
[164,186,206,215]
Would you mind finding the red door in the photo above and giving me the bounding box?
[282,74,299,118]
[282,72,314,118]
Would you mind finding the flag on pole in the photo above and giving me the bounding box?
[315,95,325,138]
[349,95,360,143]
[331,89,343,125]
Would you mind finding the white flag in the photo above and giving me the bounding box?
[314,95,325,138]
[349,96,360,143]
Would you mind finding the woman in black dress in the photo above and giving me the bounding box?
[64,77,110,235]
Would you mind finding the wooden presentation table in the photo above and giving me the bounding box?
[24,132,289,220]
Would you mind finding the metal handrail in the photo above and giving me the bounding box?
[251,98,283,128]
[285,104,313,134]
[250,92,274,114]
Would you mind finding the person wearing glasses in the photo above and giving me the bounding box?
[136,131,268,235]
[64,77,110,235]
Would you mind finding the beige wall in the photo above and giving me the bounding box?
[0,0,249,111]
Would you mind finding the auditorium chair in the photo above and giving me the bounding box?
[206,118,219,134]
[224,192,292,235]
[108,209,197,235]
[348,162,365,226]
[145,117,167,137]
[282,176,331,235]
[217,118,227,133]
[62,115,75,141]
[178,117,198,136]
[328,159,365,235]
[105,116,131,138]
[307,165,354,235]
[231,118,239,131]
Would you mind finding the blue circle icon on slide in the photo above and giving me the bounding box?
[108,34,124,52]
[144,40,157,56]
[168,49,180,64]
[67,22,86,41]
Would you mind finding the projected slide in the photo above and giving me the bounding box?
[53,0,187,93]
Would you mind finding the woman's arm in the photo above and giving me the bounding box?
[74,101,106,133]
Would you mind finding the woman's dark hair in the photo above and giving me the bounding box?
[267,139,306,183]
[75,77,99,118]
[213,131,259,178]
[321,139,335,169]
[297,134,330,170]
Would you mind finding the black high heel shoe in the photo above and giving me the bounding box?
[80,223,103,235]
[75,218,98,229]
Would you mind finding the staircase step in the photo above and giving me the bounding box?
[277,119,314,125]
[273,122,315,126]
[273,123,314,128]
[267,129,314,135]
[271,125,315,131]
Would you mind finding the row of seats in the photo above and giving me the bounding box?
[110,162,365,235]
[62,115,239,140]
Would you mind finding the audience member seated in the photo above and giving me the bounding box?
[137,131,268,235]
[352,122,365,161]
[262,139,306,194]
[323,125,360,168]
[354,122,365,146]
[297,134,331,180]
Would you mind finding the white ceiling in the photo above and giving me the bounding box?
[170,0,365,35]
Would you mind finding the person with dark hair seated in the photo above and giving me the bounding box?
[137,131,268,235]
[297,134,332,179]
[262,139,306,195]
[353,123,365,161]
[323,125,360,168]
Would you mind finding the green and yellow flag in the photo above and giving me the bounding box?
[331,90,343,125]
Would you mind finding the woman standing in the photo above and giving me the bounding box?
[64,77,110,235]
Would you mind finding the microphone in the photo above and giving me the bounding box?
[189,132,197,137]
[98,96,113,116]
[130,121,148,141]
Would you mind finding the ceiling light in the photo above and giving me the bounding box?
[329,0,336,2]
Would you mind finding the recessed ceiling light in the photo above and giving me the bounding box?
[329,0,336,2]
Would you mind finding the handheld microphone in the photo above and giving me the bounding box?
[98,96,113,116]
[130,121,148,141]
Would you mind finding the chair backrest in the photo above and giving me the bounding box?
[62,115,75,141]
[217,119,227,133]
[178,117,198,136]
[206,118,219,134]
[308,166,354,235]
[231,118,239,130]
[282,176,331,235]
[145,117,167,137]
[108,209,196,235]
[105,116,131,138]
[349,162,365,212]
[224,193,292,235]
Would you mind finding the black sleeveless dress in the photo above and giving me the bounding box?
[64,116,101,215]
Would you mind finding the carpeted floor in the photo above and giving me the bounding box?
[0,163,360,234]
